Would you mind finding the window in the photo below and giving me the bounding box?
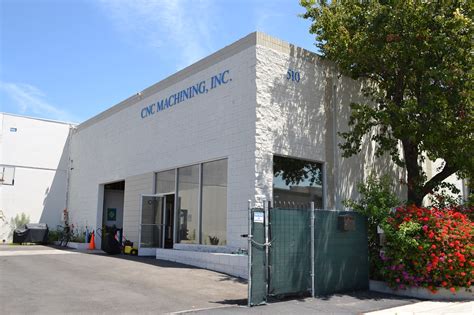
[177,165,200,244]
[273,156,324,209]
[0,166,15,185]
[201,159,227,245]
[155,169,175,194]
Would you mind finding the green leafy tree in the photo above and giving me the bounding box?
[301,0,474,205]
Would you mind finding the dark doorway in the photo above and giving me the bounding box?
[102,180,125,249]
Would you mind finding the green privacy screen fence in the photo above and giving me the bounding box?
[248,202,369,306]
[269,208,312,297]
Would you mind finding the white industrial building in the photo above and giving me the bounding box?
[1,33,468,278]
[0,113,74,242]
[66,32,403,278]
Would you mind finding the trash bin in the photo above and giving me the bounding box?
[13,223,49,244]
[102,226,122,255]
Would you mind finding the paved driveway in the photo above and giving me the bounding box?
[1,245,443,315]
[0,245,247,314]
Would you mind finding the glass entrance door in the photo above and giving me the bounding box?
[140,195,164,249]
[140,194,174,250]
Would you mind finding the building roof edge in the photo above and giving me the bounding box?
[0,112,77,126]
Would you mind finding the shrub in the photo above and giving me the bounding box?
[381,205,474,292]
[47,229,62,243]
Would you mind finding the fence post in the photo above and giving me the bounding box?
[247,200,252,307]
[310,201,315,298]
[264,199,270,296]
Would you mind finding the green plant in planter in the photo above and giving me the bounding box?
[208,236,220,246]
[47,229,62,243]
[344,173,400,279]
[71,226,86,243]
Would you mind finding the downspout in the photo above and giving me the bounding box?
[332,70,340,209]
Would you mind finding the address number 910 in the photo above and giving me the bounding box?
[287,69,301,82]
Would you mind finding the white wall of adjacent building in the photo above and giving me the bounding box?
[0,113,73,242]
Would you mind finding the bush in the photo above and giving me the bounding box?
[47,229,62,243]
[344,173,399,279]
[381,205,474,292]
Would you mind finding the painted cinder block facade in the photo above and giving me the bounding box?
[0,113,74,242]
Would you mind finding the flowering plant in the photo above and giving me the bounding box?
[381,205,473,293]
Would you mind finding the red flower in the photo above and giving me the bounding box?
[450,287,456,293]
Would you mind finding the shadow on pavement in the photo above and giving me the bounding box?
[210,298,248,306]
[46,244,249,284]
[315,290,420,301]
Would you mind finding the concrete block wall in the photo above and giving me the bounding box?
[254,33,405,209]
[254,34,331,207]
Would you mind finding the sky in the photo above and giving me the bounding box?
[0,0,317,123]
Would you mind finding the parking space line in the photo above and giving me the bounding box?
[0,249,79,257]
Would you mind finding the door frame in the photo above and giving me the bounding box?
[163,193,175,249]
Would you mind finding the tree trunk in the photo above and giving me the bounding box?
[402,139,424,206]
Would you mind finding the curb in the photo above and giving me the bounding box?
[370,280,473,301]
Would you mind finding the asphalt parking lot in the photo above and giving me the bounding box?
[0,245,421,314]
[0,245,247,314]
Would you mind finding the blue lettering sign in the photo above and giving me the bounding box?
[141,104,155,118]
[140,70,231,119]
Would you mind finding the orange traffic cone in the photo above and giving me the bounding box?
[88,231,95,250]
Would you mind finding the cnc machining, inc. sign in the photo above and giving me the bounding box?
[140,70,231,119]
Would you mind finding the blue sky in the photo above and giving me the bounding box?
[0,0,317,123]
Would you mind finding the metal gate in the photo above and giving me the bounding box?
[248,201,369,306]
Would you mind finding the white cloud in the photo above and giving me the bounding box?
[0,82,76,122]
[98,0,218,70]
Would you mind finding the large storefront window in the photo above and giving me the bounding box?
[177,165,200,244]
[273,155,324,209]
[201,159,227,246]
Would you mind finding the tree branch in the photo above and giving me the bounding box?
[422,162,457,196]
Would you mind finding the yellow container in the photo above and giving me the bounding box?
[124,245,138,255]
[124,245,133,254]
